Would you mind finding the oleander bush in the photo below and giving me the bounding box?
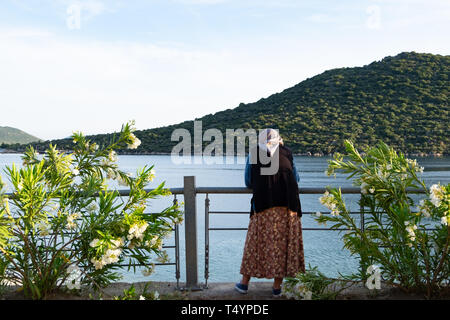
[313,140,449,298]
[0,122,183,299]
[284,141,449,300]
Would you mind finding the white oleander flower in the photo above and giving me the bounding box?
[153,291,160,300]
[139,295,146,300]
[117,175,128,187]
[429,184,444,208]
[330,209,340,217]
[404,222,418,244]
[282,290,294,299]
[173,216,184,224]
[71,167,80,176]
[90,239,100,248]
[86,202,98,213]
[292,282,314,300]
[319,191,330,204]
[417,199,432,218]
[421,208,431,218]
[66,279,81,290]
[406,158,417,167]
[111,237,124,249]
[66,220,76,230]
[102,248,122,264]
[36,221,51,236]
[315,212,322,218]
[127,133,141,149]
[108,150,118,162]
[128,222,149,241]
[65,265,82,290]
[302,290,313,300]
[66,212,81,230]
[441,216,449,226]
[106,168,117,180]
[145,235,159,247]
[376,169,385,179]
[147,168,156,182]
[360,182,369,195]
[369,187,375,194]
[91,258,105,270]
[319,191,338,211]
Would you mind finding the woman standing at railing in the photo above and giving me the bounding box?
[235,128,305,297]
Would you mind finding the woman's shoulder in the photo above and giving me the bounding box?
[280,145,293,155]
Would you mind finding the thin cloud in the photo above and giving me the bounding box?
[306,14,335,23]
[173,0,229,5]
[0,27,53,38]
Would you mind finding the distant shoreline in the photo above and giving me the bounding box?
[0,150,447,158]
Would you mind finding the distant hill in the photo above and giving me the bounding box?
[7,51,450,155]
[0,126,41,145]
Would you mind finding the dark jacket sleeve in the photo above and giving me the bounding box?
[283,146,300,183]
[244,155,252,188]
[293,161,300,183]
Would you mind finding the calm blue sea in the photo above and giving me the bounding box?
[1,153,449,283]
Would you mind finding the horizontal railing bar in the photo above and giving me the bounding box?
[208,227,354,231]
[117,263,176,267]
[209,211,249,214]
[208,227,440,231]
[209,228,248,231]
[196,187,426,194]
[208,211,374,215]
[4,187,426,198]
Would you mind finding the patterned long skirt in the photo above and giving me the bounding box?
[240,206,305,279]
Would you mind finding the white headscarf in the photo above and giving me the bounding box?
[258,128,283,157]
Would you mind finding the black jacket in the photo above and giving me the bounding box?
[248,145,302,217]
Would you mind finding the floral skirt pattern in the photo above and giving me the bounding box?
[240,206,305,279]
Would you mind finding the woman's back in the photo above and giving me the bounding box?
[249,145,302,216]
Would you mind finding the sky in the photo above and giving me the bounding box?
[0,0,449,140]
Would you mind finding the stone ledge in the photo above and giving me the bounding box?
[1,281,444,300]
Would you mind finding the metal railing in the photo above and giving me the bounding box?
[200,186,365,288]
[197,183,427,289]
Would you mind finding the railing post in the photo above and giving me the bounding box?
[173,195,180,290]
[204,194,210,289]
[183,176,201,290]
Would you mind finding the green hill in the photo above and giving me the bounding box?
[0,126,41,145]
[10,51,450,155]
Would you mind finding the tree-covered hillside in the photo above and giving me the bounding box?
[0,126,41,145]
[9,52,450,155]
